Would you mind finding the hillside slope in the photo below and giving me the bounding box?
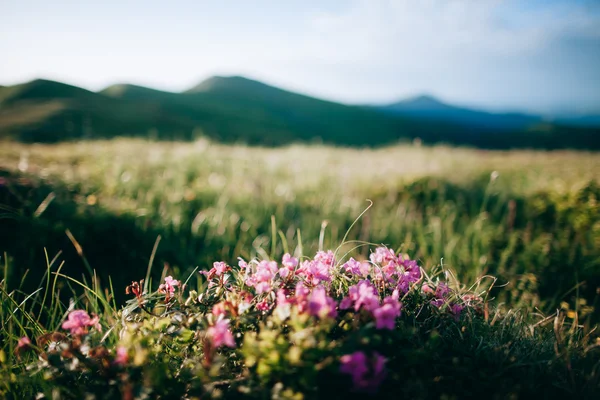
[378,95,541,131]
[0,77,598,149]
[0,77,437,145]
[101,75,447,145]
[0,79,196,142]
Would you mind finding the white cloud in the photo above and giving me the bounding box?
[300,0,597,64]
[262,0,600,110]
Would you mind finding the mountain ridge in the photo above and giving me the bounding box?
[185,75,278,94]
[0,76,598,149]
[378,95,543,131]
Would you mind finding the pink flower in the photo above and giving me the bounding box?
[295,251,335,285]
[340,296,353,310]
[314,250,335,267]
[380,260,400,281]
[396,269,420,293]
[294,282,311,313]
[449,303,465,320]
[340,280,380,312]
[421,283,435,295]
[278,267,290,279]
[200,262,231,280]
[114,346,128,366]
[17,336,31,350]
[435,282,450,299]
[256,300,271,311]
[244,276,257,287]
[260,260,279,275]
[401,259,422,281]
[276,288,291,306]
[370,247,397,265]
[373,297,402,330]
[372,256,420,292]
[254,281,272,294]
[342,258,362,275]
[61,310,102,335]
[307,285,337,319]
[340,351,387,392]
[278,254,298,279]
[368,248,422,289]
[15,336,32,356]
[340,351,369,386]
[212,302,227,317]
[247,260,278,294]
[431,282,450,308]
[296,259,331,285]
[213,262,229,275]
[431,298,445,308]
[158,276,180,298]
[359,261,371,276]
[282,253,298,269]
[207,318,236,348]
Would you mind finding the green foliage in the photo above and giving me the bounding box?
[1,140,598,319]
[0,139,599,397]
[1,244,599,399]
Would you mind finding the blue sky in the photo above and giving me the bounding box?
[1,0,599,114]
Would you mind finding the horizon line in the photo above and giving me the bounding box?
[1,74,597,117]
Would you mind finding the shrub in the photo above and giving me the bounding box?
[3,244,599,399]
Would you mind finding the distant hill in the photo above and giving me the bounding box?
[100,83,178,100]
[0,76,449,146]
[378,95,542,131]
[185,75,276,94]
[553,114,600,128]
[0,79,191,142]
[0,76,598,149]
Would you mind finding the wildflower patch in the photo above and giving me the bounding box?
[10,246,500,398]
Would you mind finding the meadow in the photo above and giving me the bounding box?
[1,139,599,398]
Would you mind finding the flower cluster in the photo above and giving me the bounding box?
[340,351,387,392]
[207,318,236,348]
[61,310,102,335]
[197,246,482,391]
[200,261,231,281]
[19,246,484,398]
[158,275,181,299]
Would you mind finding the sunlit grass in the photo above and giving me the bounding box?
[0,138,599,317]
[0,138,599,397]
[2,139,599,198]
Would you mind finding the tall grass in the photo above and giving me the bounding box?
[1,230,599,398]
[0,138,599,397]
[0,139,598,315]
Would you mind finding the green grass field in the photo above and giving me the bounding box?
[1,139,599,312]
[1,139,599,398]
